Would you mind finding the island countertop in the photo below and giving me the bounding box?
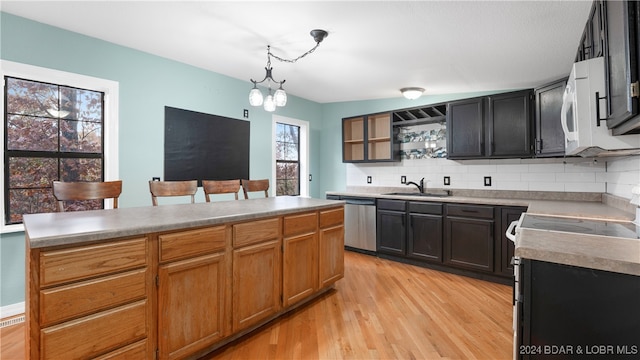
[24,197,345,248]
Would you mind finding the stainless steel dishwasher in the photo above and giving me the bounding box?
[341,196,377,254]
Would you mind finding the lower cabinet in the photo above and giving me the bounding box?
[158,252,229,360]
[376,199,406,255]
[375,199,519,282]
[28,206,344,360]
[232,218,282,332]
[444,204,495,273]
[28,237,152,360]
[407,202,443,263]
[157,225,230,360]
[319,207,345,288]
[283,212,319,307]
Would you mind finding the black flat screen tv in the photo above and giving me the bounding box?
[164,106,250,186]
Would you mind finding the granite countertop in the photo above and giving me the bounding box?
[24,197,344,249]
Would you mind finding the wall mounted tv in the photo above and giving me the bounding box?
[164,106,250,186]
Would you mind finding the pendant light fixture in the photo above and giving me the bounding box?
[249,29,328,112]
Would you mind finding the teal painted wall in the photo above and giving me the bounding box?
[0,12,506,308]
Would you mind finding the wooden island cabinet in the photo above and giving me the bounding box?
[24,197,344,360]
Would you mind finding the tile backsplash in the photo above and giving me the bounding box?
[347,157,618,194]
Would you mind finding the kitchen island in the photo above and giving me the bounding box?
[24,197,345,360]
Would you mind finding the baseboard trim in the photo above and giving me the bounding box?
[0,301,25,321]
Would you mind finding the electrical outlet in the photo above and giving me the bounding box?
[243,109,249,118]
[484,176,492,187]
[309,174,312,181]
[401,175,406,184]
[152,177,160,181]
[367,176,372,184]
[444,176,450,186]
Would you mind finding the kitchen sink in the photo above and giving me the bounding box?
[383,191,451,197]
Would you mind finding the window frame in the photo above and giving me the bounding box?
[272,115,309,197]
[1,60,119,233]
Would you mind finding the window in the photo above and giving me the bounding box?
[272,115,308,197]
[5,77,105,224]
[1,61,119,232]
[275,122,300,196]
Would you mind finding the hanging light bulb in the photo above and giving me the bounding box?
[263,89,276,112]
[248,30,328,111]
[249,83,263,106]
[274,84,287,107]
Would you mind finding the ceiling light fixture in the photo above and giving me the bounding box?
[400,87,425,100]
[249,29,328,112]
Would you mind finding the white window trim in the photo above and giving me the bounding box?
[0,60,119,233]
[272,115,309,197]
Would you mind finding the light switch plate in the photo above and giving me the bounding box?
[401,175,406,184]
[367,176,372,184]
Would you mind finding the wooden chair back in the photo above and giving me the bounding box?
[52,180,122,212]
[241,179,270,199]
[202,180,241,202]
[149,180,197,206]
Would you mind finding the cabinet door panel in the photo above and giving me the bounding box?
[319,225,344,288]
[605,0,639,130]
[535,79,567,156]
[232,240,281,332]
[376,209,406,255]
[283,233,318,307]
[447,98,484,158]
[445,217,494,272]
[158,252,228,360]
[487,90,533,158]
[408,213,442,263]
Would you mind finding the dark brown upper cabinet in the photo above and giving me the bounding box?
[535,78,568,157]
[603,0,640,134]
[447,90,534,159]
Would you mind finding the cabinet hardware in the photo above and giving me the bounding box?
[631,81,640,98]
[155,275,159,287]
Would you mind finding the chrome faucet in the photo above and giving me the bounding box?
[406,177,425,193]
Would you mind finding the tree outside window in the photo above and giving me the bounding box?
[275,123,300,196]
[4,77,104,224]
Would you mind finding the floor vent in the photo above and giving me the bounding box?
[0,315,25,328]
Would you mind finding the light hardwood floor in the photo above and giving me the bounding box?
[0,251,513,359]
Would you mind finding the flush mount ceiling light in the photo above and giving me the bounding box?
[249,29,329,111]
[400,87,425,100]
[249,29,328,112]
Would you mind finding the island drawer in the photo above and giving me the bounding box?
[40,268,147,327]
[284,212,318,237]
[319,207,344,228]
[39,237,147,287]
[40,300,147,360]
[159,225,227,262]
[233,217,281,247]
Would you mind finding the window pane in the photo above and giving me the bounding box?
[6,78,58,118]
[276,162,299,196]
[7,115,58,151]
[9,157,57,188]
[60,158,102,181]
[61,87,102,122]
[8,188,57,224]
[60,119,102,153]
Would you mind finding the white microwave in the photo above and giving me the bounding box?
[561,57,640,157]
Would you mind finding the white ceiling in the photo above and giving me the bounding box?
[1,0,594,104]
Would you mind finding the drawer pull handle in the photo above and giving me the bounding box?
[461,209,478,213]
